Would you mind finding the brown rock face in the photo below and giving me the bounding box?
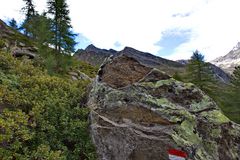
[99,56,152,88]
[88,55,240,160]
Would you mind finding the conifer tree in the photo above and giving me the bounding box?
[8,18,19,30]
[26,13,53,45]
[47,0,76,54]
[21,0,36,36]
[22,0,35,19]
[232,66,240,88]
[186,50,214,90]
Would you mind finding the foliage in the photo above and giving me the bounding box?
[47,0,76,54]
[186,50,215,91]
[231,66,240,88]
[0,51,96,159]
[8,19,19,30]
[23,14,53,44]
[22,0,35,19]
[0,39,5,49]
[172,72,183,81]
[0,109,33,159]
[176,51,240,123]
[21,0,36,36]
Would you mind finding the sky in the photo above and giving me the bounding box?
[1,0,240,61]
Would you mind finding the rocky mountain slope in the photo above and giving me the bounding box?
[75,45,185,75]
[0,20,37,59]
[74,44,117,66]
[76,45,230,83]
[211,42,240,74]
[88,55,240,160]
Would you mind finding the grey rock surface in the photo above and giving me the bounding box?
[88,55,240,160]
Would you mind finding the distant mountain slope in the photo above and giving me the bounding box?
[75,44,230,83]
[74,44,185,75]
[211,42,240,74]
[74,44,118,66]
[177,59,231,83]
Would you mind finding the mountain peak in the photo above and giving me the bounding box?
[85,44,99,52]
[122,46,138,52]
[211,42,240,74]
[232,42,240,51]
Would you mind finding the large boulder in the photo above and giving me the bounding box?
[88,55,240,160]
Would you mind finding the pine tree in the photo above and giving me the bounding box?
[22,0,35,19]
[8,18,19,30]
[21,0,36,36]
[47,0,76,54]
[186,50,214,90]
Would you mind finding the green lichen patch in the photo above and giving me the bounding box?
[189,95,215,112]
[138,78,176,88]
[172,118,201,146]
[200,110,230,124]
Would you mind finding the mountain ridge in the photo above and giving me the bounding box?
[211,42,240,74]
[75,44,185,76]
[75,44,230,83]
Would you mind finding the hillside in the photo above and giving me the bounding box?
[0,20,37,59]
[0,19,98,159]
[211,42,240,74]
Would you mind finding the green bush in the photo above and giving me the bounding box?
[0,39,5,49]
[0,51,96,159]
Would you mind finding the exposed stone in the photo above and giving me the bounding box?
[88,55,240,160]
[69,70,92,81]
[12,48,36,59]
[99,56,152,88]
[0,19,37,59]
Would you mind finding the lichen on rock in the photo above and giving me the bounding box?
[88,55,240,160]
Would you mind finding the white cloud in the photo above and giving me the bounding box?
[1,0,240,61]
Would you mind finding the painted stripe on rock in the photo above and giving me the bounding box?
[169,155,186,160]
[168,149,187,158]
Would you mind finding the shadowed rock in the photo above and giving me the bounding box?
[88,55,240,160]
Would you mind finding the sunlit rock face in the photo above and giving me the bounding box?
[88,55,240,160]
[211,42,240,74]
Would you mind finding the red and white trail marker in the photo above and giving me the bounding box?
[168,149,187,160]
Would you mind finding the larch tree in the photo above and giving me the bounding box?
[47,0,76,54]
[186,50,214,90]
[21,0,36,36]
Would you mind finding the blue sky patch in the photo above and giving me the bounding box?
[156,29,191,56]
[114,41,122,48]
[75,33,92,50]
